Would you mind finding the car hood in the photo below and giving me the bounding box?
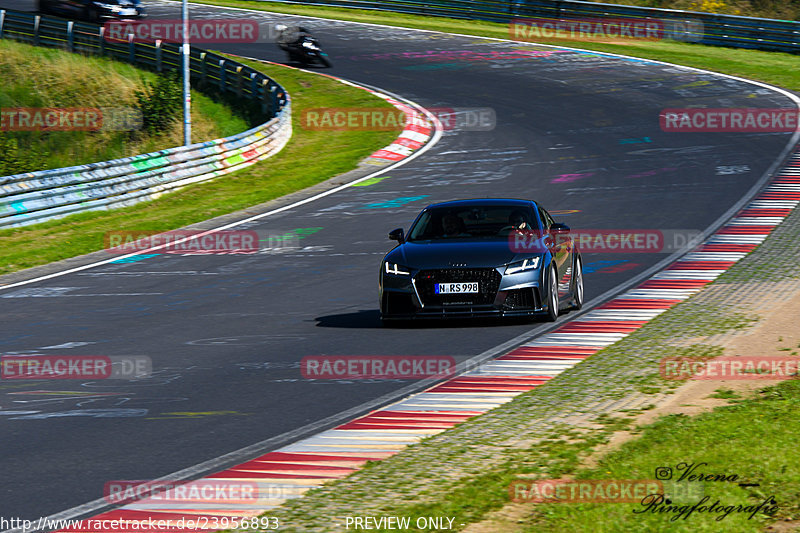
[387,240,542,269]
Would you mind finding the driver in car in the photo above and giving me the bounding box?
[499,210,533,234]
[441,214,469,237]
[508,210,530,230]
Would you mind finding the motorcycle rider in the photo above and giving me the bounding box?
[275,23,314,62]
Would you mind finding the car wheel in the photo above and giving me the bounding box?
[544,264,559,322]
[571,255,584,310]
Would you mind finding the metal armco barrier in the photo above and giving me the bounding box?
[0,113,291,228]
[0,9,290,228]
[263,0,799,53]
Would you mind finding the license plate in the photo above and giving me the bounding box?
[435,282,479,294]
[119,8,137,15]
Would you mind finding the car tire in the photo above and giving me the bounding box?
[571,255,584,310]
[544,263,559,322]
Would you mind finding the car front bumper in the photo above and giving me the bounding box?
[380,266,547,320]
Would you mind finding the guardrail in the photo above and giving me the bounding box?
[0,9,290,228]
[266,0,800,53]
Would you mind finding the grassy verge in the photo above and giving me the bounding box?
[600,0,800,21]
[0,58,400,274]
[522,379,800,532]
[184,0,800,92]
[0,38,248,172]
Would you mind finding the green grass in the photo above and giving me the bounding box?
[183,0,800,92]
[600,0,800,21]
[0,39,248,171]
[521,379,800,532]
[0,57,401,274]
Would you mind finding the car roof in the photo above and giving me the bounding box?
[423,198,537,210]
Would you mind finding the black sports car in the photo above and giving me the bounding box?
[39,0,146,22]
[379,198,583,322]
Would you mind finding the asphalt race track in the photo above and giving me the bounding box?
[0,0,797,521]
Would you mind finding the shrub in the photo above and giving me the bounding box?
[134,72,183,134]
[0,133,42,176]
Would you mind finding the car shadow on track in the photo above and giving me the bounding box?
[314,310,538,329]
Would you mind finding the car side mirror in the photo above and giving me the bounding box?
[550,223,570,234]
[389,228,405,243]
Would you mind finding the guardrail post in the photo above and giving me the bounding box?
[235,65,243,97]
[0,10,6,40]
[219,59,226,92]
[250,72,257,101]
[261,79,269,115]
[67,21,74,52]
[34,15,40,45]
[98,26,105,55]
[127,32,134,64]
[269,82,280,117]
[155,39,162,72]
[200,52,207,87]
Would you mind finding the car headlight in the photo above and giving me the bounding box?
[384,262,411,276]
[505,257,540,275]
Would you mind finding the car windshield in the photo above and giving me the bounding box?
[407,205,540,241]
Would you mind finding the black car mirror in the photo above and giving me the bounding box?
[389,228,405,243]
[550,223,570,234]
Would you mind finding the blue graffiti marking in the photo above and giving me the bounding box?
[110,254,161,264]
[619,137,652,144]
[582,260,628,273]
[361,195,429,209]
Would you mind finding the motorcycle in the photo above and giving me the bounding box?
[285,35,332,68]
